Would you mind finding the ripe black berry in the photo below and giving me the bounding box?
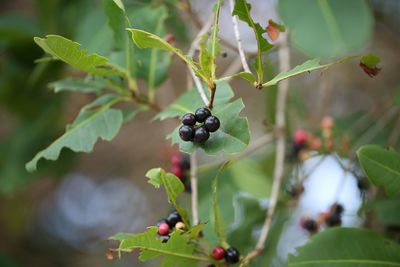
[194,107,211,122]
[330,203,344,215]
[301,218,318,232]
[182,113,196,126]
[204,116,220,132]
[326,213,342,227]
[167,211,182,227]
[225,247,240,264]
[193,127,210,143]
[179,125,194,141]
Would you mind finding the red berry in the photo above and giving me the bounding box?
[158,223,170,235]
[294,129,308,145]
[211,246,225,260]
[171,154,181,165]
[172,165,184,179]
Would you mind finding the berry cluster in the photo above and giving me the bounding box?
[179,107,220,143]
[300,203,345,235]
[156,211,185,243]
[170,152,191,192]
[210,246,240,265]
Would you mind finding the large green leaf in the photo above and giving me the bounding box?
[126,28,209,85]
[261,58,347,88]
[49,78,106,94]
[232,0,273,84]
[288,228,400,267]
[34,35,125,76]
[155,81,234,120]
[357,145,400,196]
[169,98,250,155]
[146,168,190,227]
[111,227,205,267]
[279,0,373,58]
[26,94,124,172]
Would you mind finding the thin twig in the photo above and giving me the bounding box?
[186,16,214,106]
[243,37,291,264]
[190,151,200,225]
[228,0,251,73]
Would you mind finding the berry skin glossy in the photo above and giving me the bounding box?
[204,116,220,132]
[211,246,225,260]
[194,107,211,122]
[182,113,196,126]
[179,125,194,141]
[225,247,240,264]
[167,211,182,227]
[158,223,170,235]
[193,127,210,143]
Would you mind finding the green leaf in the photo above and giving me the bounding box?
[231,71,257,85]
[288,228,400,267]
[209,0,223,81]
[155,81,234,121]
[212,165,228,245]
[145,168,190,227]
[279,0,373,58]
[126,28,208,84]
[198,34,212,81]
[130,6,170,93]
[361,53,380,69]
[49,78,106,94]
[372,198,400,227]
[357,145,400,196]
[111,227,203,267]
[232,0,273,83]
[104,0,126,50]
[34,35,125,76]
[169,98,250,155]
[262,58,348,88]
[26,94,124,172]
[186,223,206,240]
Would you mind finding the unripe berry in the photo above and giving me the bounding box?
[158,223,170,235]
[294,129,308,145]
[211,246,225,260]
[170,153,181,165]
[171,165,184,179]
[175,221,186,230]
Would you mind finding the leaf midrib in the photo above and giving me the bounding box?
[360,152,400,180]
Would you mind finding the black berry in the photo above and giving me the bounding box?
[326,213,342,227]
[330,203,344,215]
[193,127,210,143]
[301,219,318,232]
[182,113,196,126]
[179,125,194,141]
[167,211,182,227]
[158,234,170,243]
[204,116,220,132]
[194,107,211,122]
[179,155,190,170]
[225,247,240,264]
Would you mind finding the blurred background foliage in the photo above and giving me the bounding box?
[0,0,400,267]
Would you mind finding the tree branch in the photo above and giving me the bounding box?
[228,0,251,73]
[243,36,291,264]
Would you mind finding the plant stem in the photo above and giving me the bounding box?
[242,36,291,265]
[228,0,251,73]
[208,83,216,109]
[190,151,200,225]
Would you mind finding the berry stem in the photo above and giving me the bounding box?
[207,83,216,109]
[190,151,200,225]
